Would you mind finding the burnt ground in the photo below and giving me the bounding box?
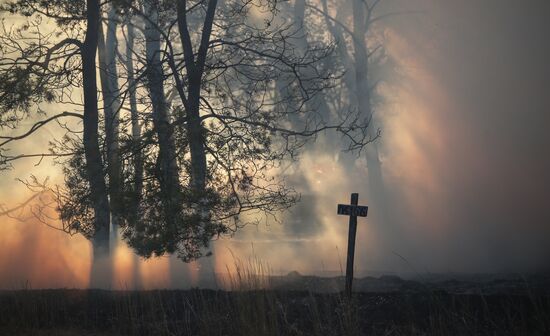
[0,274,549,335]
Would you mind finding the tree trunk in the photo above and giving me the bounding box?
[125,21,143,220]
[125,19,144,289]
[98,5,124,286]
[125,20,143,209]
[186,86,207,193]
[322,0,356,98]
[144,0,182,235]
[352,0,370,116]
[174,0,217,274]
[98,5,122,223]
[351,0,394,264]
[293,0,332,124]
[83,0,111,288]
[352,0,385,202]
[274,0,329,237]
[176,0,217,194]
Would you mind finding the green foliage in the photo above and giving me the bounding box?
[2,0,86,25]
[56,142,96,239]
[0,67,46,110]
[0,67,56,126]
[0,0,363,264]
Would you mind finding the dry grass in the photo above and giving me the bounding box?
[0,259,548,336]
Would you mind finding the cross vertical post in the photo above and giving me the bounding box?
[337,192,368,300]
[345,193,358,299]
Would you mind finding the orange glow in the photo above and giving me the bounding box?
[0,23,476,286]
[0,213,90,289]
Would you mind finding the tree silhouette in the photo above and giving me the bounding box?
[0,0,379,284]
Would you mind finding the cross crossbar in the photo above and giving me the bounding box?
[337,204,368,217]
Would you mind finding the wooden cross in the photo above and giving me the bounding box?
[337,193,368,299]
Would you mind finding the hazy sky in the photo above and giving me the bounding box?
[0,0,549,288]
[381,0,550,272]
[212,0,550,277]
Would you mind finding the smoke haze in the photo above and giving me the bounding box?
[1,0,549,288]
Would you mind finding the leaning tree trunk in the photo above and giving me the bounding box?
[83,0,111,288]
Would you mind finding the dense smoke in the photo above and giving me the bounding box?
[215,0,550,276]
